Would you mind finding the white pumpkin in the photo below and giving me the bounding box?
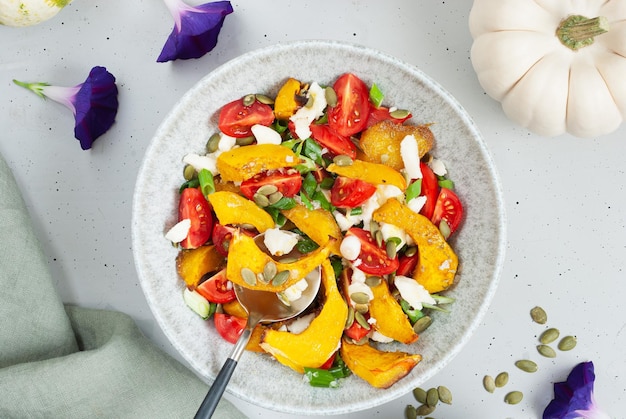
[469,0,626,138]
[0,0,71,27]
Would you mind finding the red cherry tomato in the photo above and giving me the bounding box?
[344,319,370,341]
[309,124,357,159]
[345,227,399,275]
[328,73,370,137]
[214,312,246,344]
[178,187,213,249]
[419,162,439,220]
[212,224,257,257]
[366,106,412,128]
[330,176,376,208]
[196,269,235,304]
[319,352,337,370]
[239,168,302,200]
[396,252,419,277]
[431,188,464,236]
[218,98,275,138]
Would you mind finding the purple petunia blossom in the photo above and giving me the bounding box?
[13,66,119,150]
[157,0,233,62]
[543,361,611,419]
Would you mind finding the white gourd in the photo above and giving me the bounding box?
[469,0,626,138]
[0,0,72,27]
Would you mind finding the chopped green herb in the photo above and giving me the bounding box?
[302,172,318,197]
[438,178,455,189]
[405,179,422,202]
[400,299,424,324]
[319,177,335,190]
[350,207,363,216]
[179,178,200,192]
[304,367,340,388]
[198,168,215,198]
[369,83,384,108]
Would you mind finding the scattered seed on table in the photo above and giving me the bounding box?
[558,335,577,351]
[515,359,538,373]
[412,387,427,404]
[495,371,509,388]
[483,375,496,393]
[504,390,524,405]
[537,344,557,358]
[405,404,418,419]
[426,387,439,407]
[415,404,436,415]
[530,306,548,324]
[437,385,452,404]
[540,327,560,344]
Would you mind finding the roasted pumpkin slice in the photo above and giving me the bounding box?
[207,191,274,233]
[340,339,422,389]
[359,120,434,171]
[274,77,302,120]
[281,204,342,255]
[326,159,407,191]
[226,231,334,292]
[216,144,301,182]
[369,280,418,344]
[176,245,225,288]
[259,260,348,373]
[372,198,458,293]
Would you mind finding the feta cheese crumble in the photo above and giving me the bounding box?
[264,228,299,256]
[251,124,282,145]
[400,134,422,179]
[340,235,361,260]
[394,275,436,310]
[289,82,327,139]
[165,219,191,243]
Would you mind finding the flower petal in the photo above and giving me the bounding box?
[157,1,233,62]
[73,66,119,150]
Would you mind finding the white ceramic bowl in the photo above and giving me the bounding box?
[132,40,506,415]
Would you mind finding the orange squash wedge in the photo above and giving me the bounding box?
[281,204,343,255]
[326,159,407,191]
[176,245,225,288]
[216,144,301,182]
[207,191,274,233]
[369,280,418,344]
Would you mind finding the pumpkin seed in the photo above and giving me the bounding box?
[350,291,370,305]
[240,223,256,230]
[365,276,382,287]
[558,335,577,351]
[255,93,274,105]
[271,270,290,287]
[354,310,371,330]
[386,240,397,259]
[537,344,557,358]
[483,375,496,393]
[404,246,417,257]
[235,136,255,146]
[263,261,277,282]
[540,327,560,344]
[369,220,379,236]
[206,133,221,153]
[240,268,257,286]
[325,86,337,107]
[374,229,383,248]
[530,306,548,324]
[268,191,284,205]
[495,371,509,387]
[253,193,270,207]
[426,387,439,407]
[183,164,196,181]
[345,306,355,329]
[437,385,452,404]
[504,391,523,405]
[415,404,435,416]
[333,154,353,167]
[515,359,538,373]
[412,387,427,404]
[413,315,432,334]
[404,404,417,419]
[354,303,369,314]
[242,94,256,106]
[389,108,411,119]
[256,184,278,196]
[278,256,297,264]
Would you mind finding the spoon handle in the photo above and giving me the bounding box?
[194,323,256,419]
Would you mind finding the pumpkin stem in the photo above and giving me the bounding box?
[557,15,610,51]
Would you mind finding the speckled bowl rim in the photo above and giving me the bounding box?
[132,40,506,415]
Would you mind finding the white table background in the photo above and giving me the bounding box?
[2,1,625,418]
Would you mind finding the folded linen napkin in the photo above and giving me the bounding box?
[0,152,247,419]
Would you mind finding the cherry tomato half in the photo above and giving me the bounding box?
[196,269,236,304]
[178,187,213,249]
[240,168,303,200]
[366,106,412,128]
[328,73,370,137]
[431,188,464,236]
[344,319,370,341]
[345,227,399,275]
[214,312,246,344]
[212,224,257,257]
[396,252,419,277]
[218,98,275,138]
[319,352,337,370]
[419,162,439,220]
[330,176,376,208]
[309,124,357,159]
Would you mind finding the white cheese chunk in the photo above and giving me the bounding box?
[218,133,237,152]
[429,158,447,176]
[164,219,191,243]
[251,124,282,145]
[340,235,361,261]
[347,281,374,305]
[394,275,435,310]
[379,222,408,250]
[407,195,427,214]
[182,153,218,175]
[370,330,394,343]
[289,82,327,139]
[400,134,422,180]
[287,312,316,334]
[280,278,309,304]
[264,228,299,256]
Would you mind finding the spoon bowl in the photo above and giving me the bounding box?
[194,236,322,419]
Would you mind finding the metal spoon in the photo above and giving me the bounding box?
[193,246,321,418]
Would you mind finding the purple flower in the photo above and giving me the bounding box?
[13,66,119,150]
[543,361,611,419]
[157,0,233,62]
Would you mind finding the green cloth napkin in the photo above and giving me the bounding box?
[0,153,247,419]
